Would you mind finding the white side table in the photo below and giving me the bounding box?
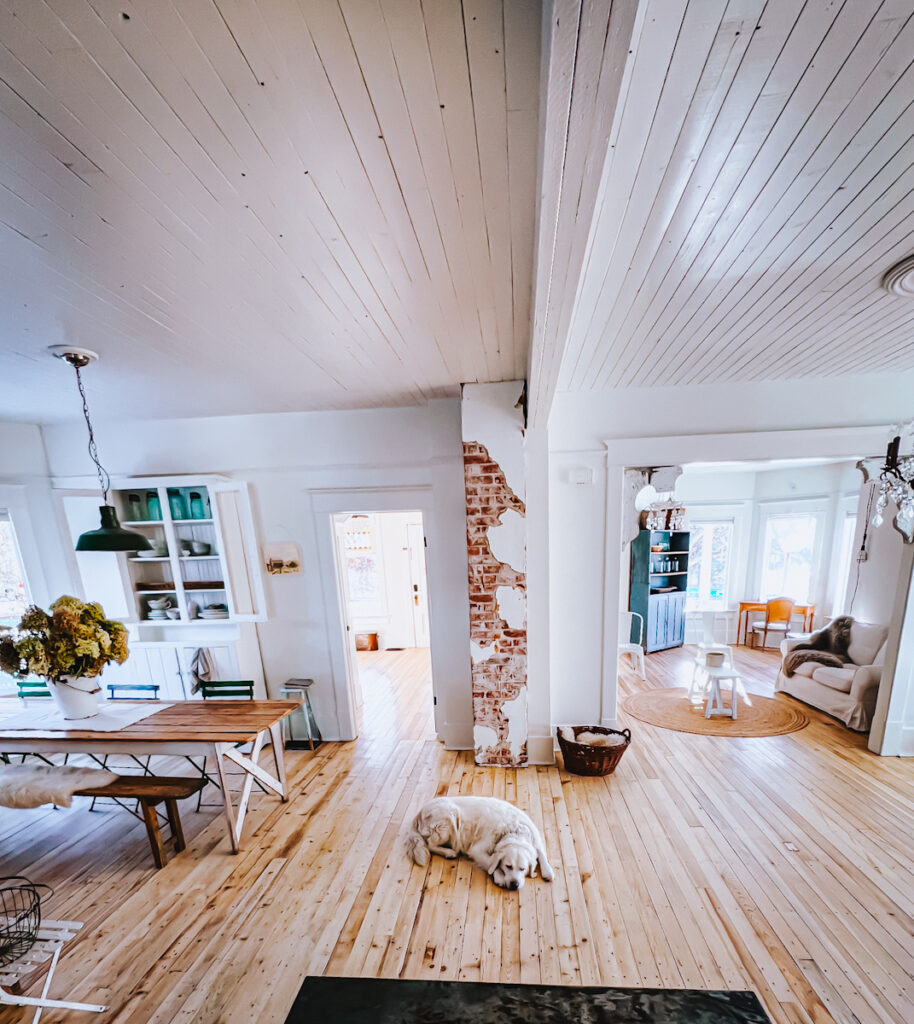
[704,665,743,719]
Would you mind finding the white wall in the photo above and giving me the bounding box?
[41,400,472,746]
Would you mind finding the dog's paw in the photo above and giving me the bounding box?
[540,862,555,882]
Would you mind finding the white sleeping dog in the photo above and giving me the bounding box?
[406,796,554,890]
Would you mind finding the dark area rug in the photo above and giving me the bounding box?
[286,977,773,1023]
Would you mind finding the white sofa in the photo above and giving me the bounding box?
[775,620,889,732]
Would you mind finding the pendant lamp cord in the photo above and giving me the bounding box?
[73,362,111,505]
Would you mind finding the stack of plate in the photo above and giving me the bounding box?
[200,605,229,620]
[147,610,169,620]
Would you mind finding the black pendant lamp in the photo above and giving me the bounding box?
[50,347,152,553]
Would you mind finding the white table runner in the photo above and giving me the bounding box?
[0,701,171,732]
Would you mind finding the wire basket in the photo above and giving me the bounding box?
[557,726,632,777]
[0,877,50,968]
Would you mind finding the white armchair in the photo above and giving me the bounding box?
[775,620,889,731]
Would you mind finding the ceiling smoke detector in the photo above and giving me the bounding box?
[881,255,914,297]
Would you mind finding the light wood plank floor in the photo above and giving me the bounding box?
[1,645,912,1024]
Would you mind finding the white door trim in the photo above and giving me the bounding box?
[311,486,439,741]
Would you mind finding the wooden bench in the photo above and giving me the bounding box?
[74,776,205,868]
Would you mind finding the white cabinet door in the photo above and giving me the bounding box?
[210,482,266,621]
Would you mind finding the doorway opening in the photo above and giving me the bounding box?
[332,510,434,741]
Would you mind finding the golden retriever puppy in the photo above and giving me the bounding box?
[406,795,554,890]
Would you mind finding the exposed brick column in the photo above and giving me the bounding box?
[461,381,528,767]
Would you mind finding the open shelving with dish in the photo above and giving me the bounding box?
[105,479,263,628]
[629,529,691,652]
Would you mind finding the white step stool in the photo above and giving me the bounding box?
[702,665,745,720]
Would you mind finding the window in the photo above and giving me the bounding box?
[686,521,734,610]
[0,511,30,627]
[832,512,858,615]
[760,513,818,604]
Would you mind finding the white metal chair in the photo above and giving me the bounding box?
[0,919,106,1023]
[619,612,646,680]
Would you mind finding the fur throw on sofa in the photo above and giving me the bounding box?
[783,616,853,677]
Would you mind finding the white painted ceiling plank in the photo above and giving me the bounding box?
[561,0,740,390]
[500,0,540,381]
[621,0,900,387]
[527,0,642,424]
[580,0,835,390]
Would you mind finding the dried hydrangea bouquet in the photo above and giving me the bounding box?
[0,596,129,719]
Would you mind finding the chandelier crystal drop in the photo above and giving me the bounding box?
[872,427,914,529]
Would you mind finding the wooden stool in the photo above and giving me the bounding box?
[74,776,205,868]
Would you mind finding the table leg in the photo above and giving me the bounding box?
[269,722,288,801]
[738,610,745,645]
[212,742,240,854]
[214,729,288,853]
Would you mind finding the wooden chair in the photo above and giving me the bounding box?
[618,612,646,680]
[750,597,795,649]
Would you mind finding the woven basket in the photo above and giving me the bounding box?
[557,726,631,777]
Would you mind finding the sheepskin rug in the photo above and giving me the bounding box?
[0,763,118,808]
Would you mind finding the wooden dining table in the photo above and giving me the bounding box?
[0,699,302,853]
[736,602,816,645]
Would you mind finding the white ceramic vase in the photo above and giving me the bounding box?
[48,676,102,720]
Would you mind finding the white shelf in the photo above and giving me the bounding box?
[128,556,170,562]
[179,555,220,561]
[135,619,235,628]
[121,521,165,527]
[173,518,213,524]
[135,588,178,595]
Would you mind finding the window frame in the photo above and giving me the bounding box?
[0,485,47,613]
[754,499,828,606]
[0,509,32,625]
[686,518,736,612]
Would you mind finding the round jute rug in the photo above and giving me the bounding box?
[622,687,808,737]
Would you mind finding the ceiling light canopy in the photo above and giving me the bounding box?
[48,346,152,553]
[881,255,914,297]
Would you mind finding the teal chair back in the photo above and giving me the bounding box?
[17,679,51,699]
[199,681,254,700]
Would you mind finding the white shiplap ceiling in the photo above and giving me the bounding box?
[551,0,914,399]
[0,0,540,422]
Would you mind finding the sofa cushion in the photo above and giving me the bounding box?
[873,640,888,667]
[812,666,857,692]
[793,662,818,678]
[847,622,889,667]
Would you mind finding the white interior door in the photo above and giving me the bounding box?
[407,521,430,648]
[333,515,363,727]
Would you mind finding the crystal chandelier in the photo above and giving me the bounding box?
[872,429,914,532]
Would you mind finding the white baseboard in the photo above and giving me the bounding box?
[881,720,914,756]
[527,733,555,765]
